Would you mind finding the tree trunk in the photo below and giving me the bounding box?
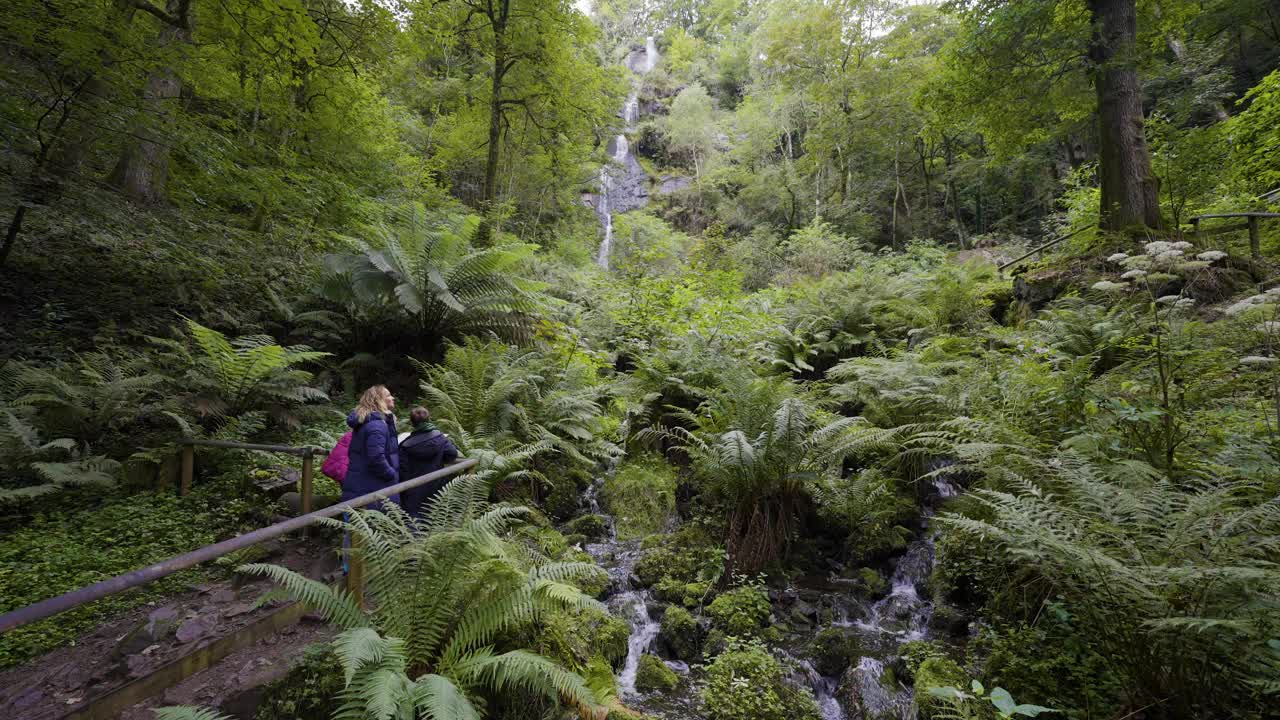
[1088,0,1162,232]
[108,1,192,204]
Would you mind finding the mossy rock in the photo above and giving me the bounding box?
[594,613,632,668]
[914,655,967,719]
[659,606,702,662]
[898,640,950,683]
[566,513,610,540]
[704,628,728,658]
[856,567,889,599]
[635,653,679,692]
[808,627,859,677]
[544,469,591,522]
[653,577,708,607]
[253,643,344,720]
[707,585,771,636]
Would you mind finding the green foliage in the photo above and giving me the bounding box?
[0,474,258,667]
[602,454,676,539]
[1229,69,1280,194]
[701,637,821,720]
[324,212,540,349]
[565,514,610,541]
[659,605,702,662]
[635,653,679,692]
[811,469,915,560]
[0,408,120,503]
[240,475,609,719]
[253,643,345,720]
[941,447,1280,716]
[706,584,771,637]
[634,526,723,602]
[926,680,1056,720]
[916,656,969,718]
[150,319,328,435]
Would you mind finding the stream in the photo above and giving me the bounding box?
[575,474,962,720]
[593,37,656,269]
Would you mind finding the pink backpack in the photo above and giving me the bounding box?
[321,431,352,483]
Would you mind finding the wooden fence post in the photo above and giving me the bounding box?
[300,450,314,536]
[1249,216,1261,259]
[347,532,365,609]
[1192,217,1202,247]
[180,445,194,496]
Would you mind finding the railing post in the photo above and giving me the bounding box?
[180,445,194,496]
[1192,217,1202,247]
[1249,216,1261,260]
[347,531,365,609]
[300,449,314,536]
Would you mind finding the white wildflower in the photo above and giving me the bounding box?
[1175,298,1196,309]
[1197,250,1227,262]
[1107,252,1130,263]
[1225,295,1270,315]
[1091,280,1128,293]
[1156,295,1181,305]
[1121,255,1153,269]
[1266,287,1280,297]
[1144,241,1173,254]
[1178,260,1210,271]
[1171,241,1193,251]
[1120,269,1147,280]
[1256,321,1280,334]
[1155,249,1184,263]
[1240,355,1278,367]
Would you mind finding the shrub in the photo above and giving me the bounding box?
[915,656,967,719]
[603,454,676,539]
[659,605,701,661]
[701,638,821,720]
[706,584,771,636]
[635,653,679,692]
[254,644,344,720]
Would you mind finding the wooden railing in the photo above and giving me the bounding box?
[1189,212,1280,259]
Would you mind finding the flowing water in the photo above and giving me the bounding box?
[577,464,963,718]
[593,38,658,269]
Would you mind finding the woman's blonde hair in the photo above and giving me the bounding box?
[354,384,393,423]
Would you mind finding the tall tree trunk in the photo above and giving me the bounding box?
[1088,0,1162,231]
[108,0,192,204]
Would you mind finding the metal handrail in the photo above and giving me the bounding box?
[180,439,331,456]
[998,226,1089,272]
[0,458,477,634]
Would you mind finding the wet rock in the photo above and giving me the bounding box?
[114,606,180,657]
[209,588,237,603]
[808,628,860,677]
[11,687,45,711]
[1013,268,1070,312]
[176,614,219,644]
[565,514,609,541]
[126,653,153,678]
[223,602,257,619]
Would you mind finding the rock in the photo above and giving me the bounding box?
[209,587,236,603]
[635,654,678,692]
[114,607,180,657]
[808,628,860,677]
[175,614,219,644]
[223,602,257,619]
[126,653,153,678]
[565,514,609,541]
[11,687,45,711]
[1012,268,1069,312]
[279,491,304,515]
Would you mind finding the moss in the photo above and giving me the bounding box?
[857,567,889,598]
[635,653,679,692]
[594,613,632,668]
[602,454,676,539]
[659,605,701,661]
[544,469,591,522]
[701,638,821,720]
[704,628,728,657]
[566,513,610,540]
[707,585,771,636]
[653,577,709,607]
[253,643,344,720]
[808,628,859,677]
[914,656,967,719]
[633,526,722,590]
[898,640,950,683]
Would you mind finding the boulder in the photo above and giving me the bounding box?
[175,613,220,644]
[114,606,180,657]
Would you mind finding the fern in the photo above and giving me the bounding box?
[240,474,608,719]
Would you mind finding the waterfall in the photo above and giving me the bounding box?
[644,35,659,72]
[596,169,613,269]
[624,93,639,125]
[617,593,661,696]
[613,134,629,162]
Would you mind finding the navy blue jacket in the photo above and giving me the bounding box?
[397,427,459,517]
[343,410,400,506]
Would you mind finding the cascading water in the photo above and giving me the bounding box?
[645,35,659,72]
[593,39,658,269]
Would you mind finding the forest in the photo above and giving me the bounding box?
[1,0,1279,718]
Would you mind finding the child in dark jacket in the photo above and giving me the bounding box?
[398,406,459,518]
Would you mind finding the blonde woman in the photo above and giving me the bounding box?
[342,385,401,507]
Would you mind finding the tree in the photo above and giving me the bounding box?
[663,83,718,179]
[938,0,1164,232]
